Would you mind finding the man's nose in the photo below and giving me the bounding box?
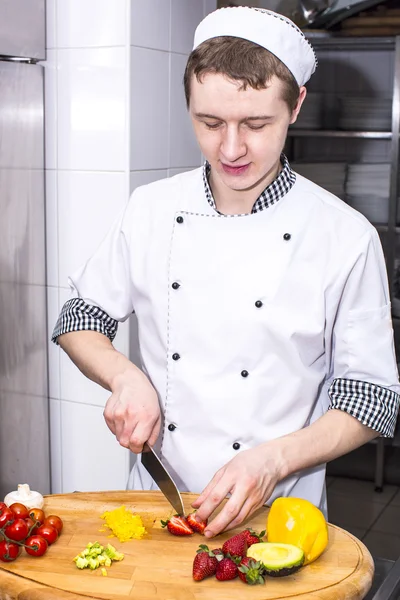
[220,127,246,162]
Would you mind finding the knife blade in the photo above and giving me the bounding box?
[141,442,185,516]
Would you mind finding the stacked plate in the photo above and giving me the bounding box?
[292,162,347,198]
[338,97,392,131]
[346,163,390,224]
[290,93,323,130]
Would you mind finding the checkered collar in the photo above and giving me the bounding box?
[202,154,296,214]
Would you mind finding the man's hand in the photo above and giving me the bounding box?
[104,370,161,453]
[191,443,282,537]
[192,409,379,538]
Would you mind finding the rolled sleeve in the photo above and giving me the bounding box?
[52,298,118,345]
[328,378,399,437]
[327,228,400,436]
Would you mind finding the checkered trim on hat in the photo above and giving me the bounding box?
[328,378,400,438]
[202,154,296,214]
[51,298,118,345]
[251,7,318,69]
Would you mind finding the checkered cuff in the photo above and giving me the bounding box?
[328,378,399,437]
[52,298,118,345]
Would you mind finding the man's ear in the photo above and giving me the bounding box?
[289,87,307,125]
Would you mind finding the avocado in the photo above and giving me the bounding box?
[246,542,304,577]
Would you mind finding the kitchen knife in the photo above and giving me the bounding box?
[141,442,185,516]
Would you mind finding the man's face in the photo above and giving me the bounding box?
[190,73,305,194]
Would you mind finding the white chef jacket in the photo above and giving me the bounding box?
[62,168,400,515]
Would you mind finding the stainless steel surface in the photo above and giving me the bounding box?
[304,34,396,51]
[0,0,45,59]
[386,36,400,295]
[288,130,392,139]
[303,0,387,28]
[370,556,400,600]
[0,59,50,499]
[298,0,334,25]
[141,443,185,515]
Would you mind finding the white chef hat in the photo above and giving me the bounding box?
[193,6,317,87]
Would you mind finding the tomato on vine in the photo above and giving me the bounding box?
[0,507,14,529]
[36,524,58,545]
[24,535,48,557]
[5,518,29,542]
[28,508,45,525]
[9,503,29,520]
[43,515,63,534]
[0,540,20,562]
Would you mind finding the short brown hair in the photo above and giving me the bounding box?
[184,36,300,112]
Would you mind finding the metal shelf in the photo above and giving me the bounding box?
[288,130,392,139]
[375,225,400,234]
[303,34,396,52]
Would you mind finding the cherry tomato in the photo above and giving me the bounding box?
[0,540,20,562]
[0,503,7,511]
[43,515,63,534]
[29,508,45,526]
[24,535,48,557]
[9,502,29,520]
[0,507,14,529]
[35,524,58,545]
[5,518,29,542]
[25,517,39,535]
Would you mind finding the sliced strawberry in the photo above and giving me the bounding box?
[211,547,224,560]
[186,512,207,535]
[192,545,218,581]
[161,515,194,536]
[238,557,265,585]
[222,532,248,559]
[216,557,238,581]
[241,528,266,547]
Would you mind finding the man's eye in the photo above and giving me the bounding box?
[204,122,221,129]
[247,123,266,130]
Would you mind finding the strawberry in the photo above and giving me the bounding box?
[186,512,208,534]
[211,548,224,560]
[241,528,266,547]
[192,545,218,581]
[160,515,194,536]
[216,556,238,581]
[238,557,265,585]
[222,533,248,559]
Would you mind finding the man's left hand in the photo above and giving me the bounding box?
[191,443,282,537]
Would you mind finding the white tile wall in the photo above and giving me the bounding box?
[130,169,168,194]
[56,0,128,49]
[168,167,198,177]
[43,51,57,170]
[57,170,127,287]
[60,400,130,492]
[130,47,169,170]
[46,0,57,50]
[169,52,201,168]
[45,170,58,287]
[57,47,127,172]
[47,286,61,400]
[45,0,217,495]
[131,0,171,52]
[49,399,62,494]
[170,0,205,55]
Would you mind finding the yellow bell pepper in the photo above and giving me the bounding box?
[266,497,329,565]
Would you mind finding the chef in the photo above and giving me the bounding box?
[53,6,400,538]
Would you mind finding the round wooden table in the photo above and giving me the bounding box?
[0,491,374,600]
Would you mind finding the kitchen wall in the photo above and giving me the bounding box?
[44,0,216,494]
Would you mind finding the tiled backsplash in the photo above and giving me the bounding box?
[44,0,217,494]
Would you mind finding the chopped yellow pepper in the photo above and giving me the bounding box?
[266,497,329,565]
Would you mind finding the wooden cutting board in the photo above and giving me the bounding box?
[0,491,374,600]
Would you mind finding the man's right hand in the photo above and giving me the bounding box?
[104,370,161,453]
